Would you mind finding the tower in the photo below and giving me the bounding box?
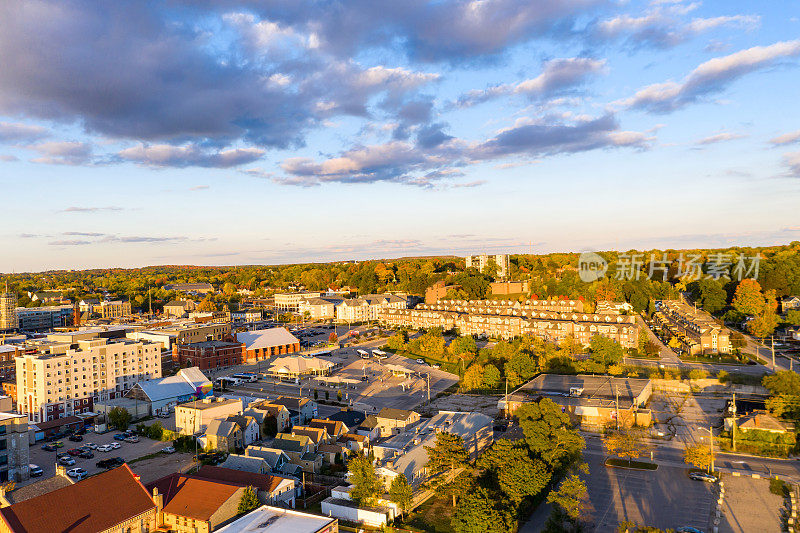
[0,282,18,331]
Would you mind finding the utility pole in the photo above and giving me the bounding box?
[771,336,775,370]
[504,375,508,420]
[709,425,714,474]
[614,385,620,431]
[732,392,737,452]
[426,373,430,404]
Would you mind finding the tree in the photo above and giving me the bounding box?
[515,399,585,469]
[386,332,408,351]
[337,390,342,402]
[602,428,649,465]
[786,310,800,326]
[348,455,382,506]
[237,486,260,514]
[483,364,501,389]
[748,306,779,339]
[328,332,338,344]
[732,279,765,316]
[451,486,512,533]
[589,335,623,367]
[462,364,484,391]
[694,278,728,314]
[683,442,713,471]
[546,473,588,522]
[478,439,551,506]
[108,406,132,430]
[197,296,216,312]
[388,474,413,518]
[425,432,468,495]
[763,371,800,419]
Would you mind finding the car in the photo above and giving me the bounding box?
[689,472,718,483]
[96,457,125,469]
[161,446,175,454]
[68,434,83,442]
[113,433,127,441]
[56,452,70,460]
[676,528,705,533]
[110,442,121,449]
[66,467,88,480]
[53,441,64,448]
[58,456,76,466]
[41,444,57,452]
[97,444,114,452]
[84,442,98,449]
[157,412,171,419]
[67,448,82,456]
[78,450,94,459]
[431,364,440,369]
[29,464,43,477]
[124,435,139,443]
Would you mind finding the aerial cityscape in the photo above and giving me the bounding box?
[1,1,800,532]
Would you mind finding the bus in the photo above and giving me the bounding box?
[231,373,258,383]
[371,349,387,359]
[215,377,240,388]
[356,349,370,359]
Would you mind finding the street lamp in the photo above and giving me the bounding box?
[698,426,715,474]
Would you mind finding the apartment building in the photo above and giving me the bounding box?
[175,397,243,435]
[0,289,17,331]
[0,411,30,482]
[15,332,162,423]
[652,300,731,355]
[465,254,509,279]
[274,291,322,312]
[163,300,196,318]
[99,300,132,319]
[379,300,637,348]
[335,294,407,323]
[299,297,344,320]
[15,305,72,331]
[134,321,232,350]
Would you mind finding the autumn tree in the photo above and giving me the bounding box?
[683,442,713,472]
[732,279,765,316]
[461,364,485,391]
[197,296,216,312]
[515,398,585,469]
[603,428,649,465]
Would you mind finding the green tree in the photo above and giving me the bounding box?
[683,442,713,471]
[451,486,512,533]
[108,406,132,430]
[545,473,588,528]
[763,371,800,419]
[478,439,551,505]
[589,335,623,367]
[348,455,382,506]
[425,432,468,495]
[388,474,413,518]
[386,331,408,351]
[515,398,585,469]
[732,279,765,316]
[419,329,445,359]
[237,486,260,514]
[694,278,728,314]
[786,310,800,326]
[603,428,649,465]
[483,364,501,389]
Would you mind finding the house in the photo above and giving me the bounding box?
[356,415,382,441]
[737,410,793,435]
[227,415,260,446]
[782,296,800,314]
[220,454,270,474]
[298,297,344,320]
[205,419,243,453]
[246,401,291,435]
[0,465,157,533]
[126,367,213,416]
[147,473,246,532]
[374,408,420,437]
[292,426,331,448]
[308,419,348,440]
[215,505,338,533]
[325,409,367,430]
[501,374,653,429]
[245,446,302,477]
[236,328,301,362]
[195,465,298,508]
[271,434,322,473]
[337,433,369,453]
[270,397,318,425]
[175,397,243,435]
[317,443,348,465]
[321,486,397,528]
[163,300,197,318]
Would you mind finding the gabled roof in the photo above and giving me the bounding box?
[207,419,239,438]
[220,454,268,474]
[245,446,290,469]
[309,418,348,436]
[0,465,156,533]
[237,327,300,350]
[132,367,211,402]
[2,473,74,505]
[377,407,417,421]
[272,434,312,453]
[226,415,257,432]
[195,465,289,494]
[359,415,379,430]
[292,426,328,444]
[146,473,243,521]
[326,409,367,428]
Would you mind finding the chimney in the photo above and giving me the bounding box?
[152,486,164,513]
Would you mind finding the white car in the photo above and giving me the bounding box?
[416,359,426,364]
[162,446,176,454]
[97,444,114,452]
[66,467,88,480]
[110,442,121,449]
[84,442,98,449]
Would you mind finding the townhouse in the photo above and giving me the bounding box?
[652,300,731,355]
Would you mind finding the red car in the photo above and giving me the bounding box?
[67,448,82,457]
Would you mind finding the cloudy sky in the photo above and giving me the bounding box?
[2,0,800,271]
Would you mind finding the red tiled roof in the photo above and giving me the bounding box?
[145,473,244,522]
[193,465,287,495]
[0,465,155,533]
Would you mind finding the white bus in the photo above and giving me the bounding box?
[232,373,258,383]
[371,349,387,359]
[356,349,370,359]
[215,376,240,388]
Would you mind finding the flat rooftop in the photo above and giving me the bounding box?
[215,505,336,533]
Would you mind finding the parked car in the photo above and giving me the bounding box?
[113,433,127,441]
[41,444,57,452]
[84,442,98,449]
[124,436,139,443]
[96,457,125,469]
[53,441,64,448]
[110,442,121,449]
[58,456,76,466]
[97,444,114,452]
[67,448,82,457]
[68,434,83,442]
[29,464,43,477]
[56,452,70,460]
[157,412,171,419]
[689,472,717,483]
[161,446,176,454]
[78,450,94,459]
[66,467,88,480]
[676,528,705,533]
[415,358,426,364]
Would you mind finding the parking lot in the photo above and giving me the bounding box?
[583,454,715,532]
[719,475,783,533]
[24,430,171,486]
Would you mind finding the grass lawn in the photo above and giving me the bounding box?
[404,494,456,533]
[605,458,658,470]
[679,353,744,365]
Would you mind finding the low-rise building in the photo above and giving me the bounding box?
[227,415,260,446]
[270,434,321,473]
[163,282,215,294]
[237,328,301,362]
[269,397,318,425]
[15,305,73,331]
[298,298,343,320]
[195,465,297,508]
[244,446,298,476]
[336,294,407,323]
[0,412,30,482]
[321,486,396,528]
[124,367,212,416]
[175,397,243,435]
[220,454,270,474]
[266,356,335,381]
[163,300,196,318]
[652,300,731,355]
[374,408,420,437]
[205,419,243,453]
[246,401,291,435]
[99,300,132,319]
[0,465,74,507]
[174,340,246,371]
[489,281,529,295]
[216,505,337,533]
[275,292,322,312]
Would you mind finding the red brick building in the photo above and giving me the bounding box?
[173,340,246,371]
[236,327,301,363]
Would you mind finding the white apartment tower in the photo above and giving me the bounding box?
[465,254,509,279]
[16,333,162,423]
[0,283,17,331]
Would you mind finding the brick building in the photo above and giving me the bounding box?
[173,340,246,371]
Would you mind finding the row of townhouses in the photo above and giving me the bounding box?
[652,300,731,355]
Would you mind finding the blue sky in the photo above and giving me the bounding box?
[1,0,800,271]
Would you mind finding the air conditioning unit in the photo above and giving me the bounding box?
[569,387,584,397]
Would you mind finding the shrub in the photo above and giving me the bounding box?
[770,477,789,496]
[717,370,730,383]
[688,369,708,380]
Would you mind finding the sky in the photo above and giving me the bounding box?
[1,0,800,272]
